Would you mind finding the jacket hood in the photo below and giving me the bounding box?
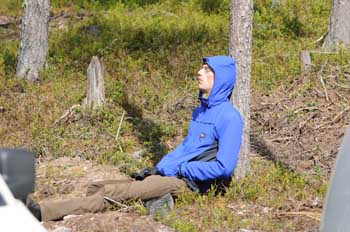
[200,56,236,107]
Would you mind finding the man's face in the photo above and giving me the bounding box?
[197,64,214,94]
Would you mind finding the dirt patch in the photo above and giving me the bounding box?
[35,156,129,200]
[251,66,350,176]
[226,200,321,231]
[34,156,173,232]
[43,212,173,232]
[0,15,15,26]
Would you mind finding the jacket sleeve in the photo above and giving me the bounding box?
[156,141,185,176]
[178,114,243,181]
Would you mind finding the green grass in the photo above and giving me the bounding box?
[1,0,331,90]
[0,0,333,158]
[0,0,335,230]
[252,0,331,91]
[161,159,327,231]
[0,0,21,15]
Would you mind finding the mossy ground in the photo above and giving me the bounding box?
[0,0,343,231]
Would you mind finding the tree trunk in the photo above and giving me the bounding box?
[85,56,105,109]
[229,0,253,179]
[16,0,50,81]
[323,0,350,49]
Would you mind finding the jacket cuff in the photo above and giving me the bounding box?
[177,163,186,178]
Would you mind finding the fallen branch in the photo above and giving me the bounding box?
[276,211,321,221]
[293,106,318,114]
[332,90,349,104]
[331,106,350,124]
[115,110,126,153]
[308,50,350,55]
[55,104,80,125]
[329,80,350,90]
[317,62,329,102]
[265,137,294,142]
[104,196,133,212]
[311,34,326,44]
[315,106,350,129]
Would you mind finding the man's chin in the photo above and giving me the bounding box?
[199,90,209,95]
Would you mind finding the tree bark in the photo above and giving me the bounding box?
[16,0,50,81]
[323,0,350,49]
[300,50,312,73]
[229,0,253,179]
[85,56,105,109]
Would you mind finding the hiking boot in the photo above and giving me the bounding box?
[26,197,42,221]
[144,193,174,217]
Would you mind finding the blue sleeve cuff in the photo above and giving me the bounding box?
[176,163,186,178]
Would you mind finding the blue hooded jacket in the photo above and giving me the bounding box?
[156,56,243,184]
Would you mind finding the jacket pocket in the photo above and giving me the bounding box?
[196,122,215,146]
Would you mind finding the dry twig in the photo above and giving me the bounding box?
[104,196,133,212]
[266,137,294,142]
[331,106,350,124]
[311,34,326,44]
[317,62,329,102]
[55,104,80,125]
[276,211,321,221]
[329,80,350,89]
[293,106,318,114]
[115,110,126,153]
[315,106,350,129]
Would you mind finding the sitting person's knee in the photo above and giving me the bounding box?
[86,182,105,196]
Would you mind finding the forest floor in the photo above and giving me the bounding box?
[35,155,322,232]
[36,156,173,232]
[2,1,349,231]
[251,70,349,176]
[32,68,349,231]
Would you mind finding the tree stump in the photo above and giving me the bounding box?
[271,0,279,8]
[16,0,50,81]
[85,56,105,109]
[300,50,312,73]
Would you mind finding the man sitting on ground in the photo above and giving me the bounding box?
[28,55,243,221]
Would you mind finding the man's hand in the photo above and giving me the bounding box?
[131,167,159,181]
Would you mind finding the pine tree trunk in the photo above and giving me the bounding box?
[323,0,350,49]
[229,0,253,179]
[16,0,50,81]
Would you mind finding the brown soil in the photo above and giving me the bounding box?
[34,157,173,232]
[251,68,350,176]
[43,212,173,232]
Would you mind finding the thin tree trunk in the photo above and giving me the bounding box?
[229,0,253,179]
[323,0,350,49]
[16,0,50,81]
